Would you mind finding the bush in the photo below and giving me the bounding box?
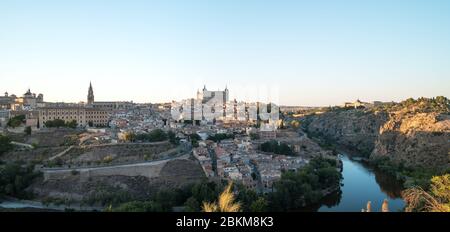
[7,115,25,128]
[208,133,234,142]
[0,134,13,155]
[134,129,168,142]
[249,133,260,140]
[24,126,32,135]
[260,140,294,156]
[45,119,77,128]
[0,162,41,199]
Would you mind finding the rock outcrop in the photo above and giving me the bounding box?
[371,112,450,169]
[305,109,388,156]
[304,97,450,170]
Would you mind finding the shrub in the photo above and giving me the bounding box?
[7,115,25,128]
[0,134,13,155]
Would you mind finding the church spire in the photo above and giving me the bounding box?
[87,81,94,105]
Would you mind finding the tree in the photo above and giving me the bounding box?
[24,126,32,135]
[249,133,260,140]
[167,131,179,145]
[7,115,25,128]
[184,197,200,212]
[134,129,168,142]
[260,140,294,156]
[208,133,234,142]
[189,133,201,147]
[0,162,41,198]
[0,134,13,155]
[44,119,66,128]
[250,197,268,212]
[66,120,77,129]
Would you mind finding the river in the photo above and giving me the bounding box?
[314,153,405,212]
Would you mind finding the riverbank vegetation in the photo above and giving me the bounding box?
[267,157,342,211]
[371,156,449,189]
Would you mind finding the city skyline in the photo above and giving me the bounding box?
[1,0,450,106]
[1,81,448,107]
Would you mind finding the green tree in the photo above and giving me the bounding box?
[24,126,32,135]
[44,119,66,128]
[260,140,294,156]
[7,115,25,128]
[189,133,201,147]
[249,133,260,140]
[0,134,13,155]
[184,197,201,212]
[167,131,179,145]
[66,120,78,129]
[0,162,41,198]
[250,197,268,212]
[208,133,235,142]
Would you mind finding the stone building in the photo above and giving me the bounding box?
[0,89,44,110]
[38,104,109,128]
[38,83,110,128]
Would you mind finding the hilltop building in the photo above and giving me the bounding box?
[343,99,372,109]
[197,85,229,103]
[38,103,109,128]
[38,82,109,128]
[0,89,44,110]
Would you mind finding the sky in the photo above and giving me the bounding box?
[1,0,449,106]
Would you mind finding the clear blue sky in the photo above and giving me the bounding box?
[1,0,449,106]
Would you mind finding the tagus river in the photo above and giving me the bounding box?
[309,152,406,212]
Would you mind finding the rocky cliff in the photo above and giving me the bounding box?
[305,109,388,156]
[371,111,449,169]
[304,97,450,170]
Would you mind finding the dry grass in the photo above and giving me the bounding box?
[202,182,241,212]
[403,187,449,212]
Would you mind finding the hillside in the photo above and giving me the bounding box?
[303,97,450,171]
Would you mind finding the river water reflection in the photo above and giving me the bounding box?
[312,153,405,212]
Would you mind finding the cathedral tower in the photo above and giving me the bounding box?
[87,82,94,105]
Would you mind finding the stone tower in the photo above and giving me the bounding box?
[87,82,94,105]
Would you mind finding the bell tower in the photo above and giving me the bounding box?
[87,82,94,105]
